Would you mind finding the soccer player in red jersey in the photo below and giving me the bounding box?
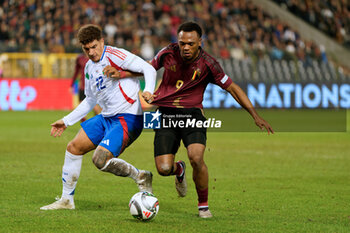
[105,21,274,218]
[150,22,273,218]
[71,53,89,102]
[71,53,101,119]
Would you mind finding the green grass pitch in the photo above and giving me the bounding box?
[0,110,349,232]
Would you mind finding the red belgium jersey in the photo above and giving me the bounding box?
[71,54,89,91]
[151,43,232,108]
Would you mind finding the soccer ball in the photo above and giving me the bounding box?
[129,191,159,221]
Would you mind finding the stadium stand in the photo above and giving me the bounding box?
[272,0,350,48]
[0,0,348,82]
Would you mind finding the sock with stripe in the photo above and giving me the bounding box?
[100,158,139,181]
[61,150,83,203]
[174,161,184,176]
[196,187,209,210]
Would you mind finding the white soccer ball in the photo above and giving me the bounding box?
[129,191,159,221]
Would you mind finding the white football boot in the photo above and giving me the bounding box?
[40,197,75,210]
[136,170,153,193]
[199,208,213,218]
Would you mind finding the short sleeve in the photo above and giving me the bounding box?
[210,60,233,89]
[151,46,170,70]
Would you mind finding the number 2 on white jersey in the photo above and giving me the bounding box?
[96,76,106,91]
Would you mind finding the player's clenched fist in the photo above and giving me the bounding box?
[142,91,156,104]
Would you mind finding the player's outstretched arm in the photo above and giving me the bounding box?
[50,119,67,137]
[226,82,274,134]
[61,97,97,128]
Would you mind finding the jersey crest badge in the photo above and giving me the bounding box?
[169,64,176,72]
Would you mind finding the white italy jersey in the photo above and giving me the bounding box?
[85,46,143,116]
[63,45,156,126]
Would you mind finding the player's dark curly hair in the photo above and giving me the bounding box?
[177,21,202,38]
[77,24,102,45]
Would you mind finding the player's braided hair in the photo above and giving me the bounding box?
[77,24,102,45]
[177,21,202,38]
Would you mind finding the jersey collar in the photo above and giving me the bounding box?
[192,47,203,63]
[96,46,107,63]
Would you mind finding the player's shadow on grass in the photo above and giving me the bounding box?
[75,199,127,212]
[160,199,210,219]
[124,219,154,223]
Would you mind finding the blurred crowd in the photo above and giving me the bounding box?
[273,0,350,48]
[0,0,341,67]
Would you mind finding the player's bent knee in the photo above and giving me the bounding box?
[157,163,173,176]
[189,156,204,169]
[67,140,82,155]
[92,148,113,170]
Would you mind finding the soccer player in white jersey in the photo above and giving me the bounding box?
[40,24,157,210]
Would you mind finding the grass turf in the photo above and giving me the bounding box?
[0,110,349,232]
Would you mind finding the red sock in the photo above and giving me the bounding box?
[174,161,183,176]
[196,188,208,208]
